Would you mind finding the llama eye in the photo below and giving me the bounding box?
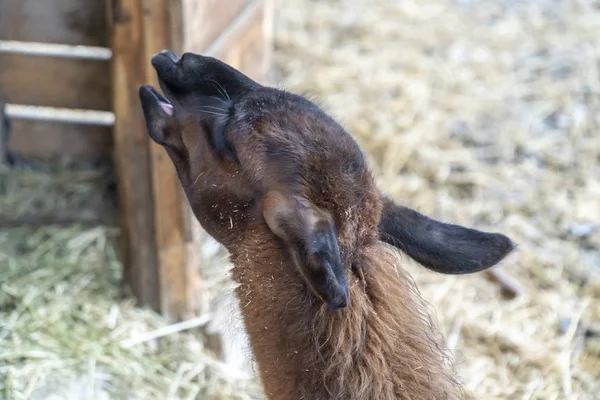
[208,121,237,163]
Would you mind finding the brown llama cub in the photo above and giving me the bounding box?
[139,51,514,400]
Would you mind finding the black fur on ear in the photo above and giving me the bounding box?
[378,196,515,274]
[262,190,348,309]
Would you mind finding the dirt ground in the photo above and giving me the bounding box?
[1,0,599,399]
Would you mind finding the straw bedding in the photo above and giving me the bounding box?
[273,0,600,398]
[1,0,599,398]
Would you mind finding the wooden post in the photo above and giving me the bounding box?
[141,0,199,320]
[109,0,161,312]
[109,0,199,321]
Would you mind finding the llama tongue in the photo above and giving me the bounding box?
[159,102,174,116]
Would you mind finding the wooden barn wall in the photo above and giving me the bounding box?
[182,0,271,80]
[1,0,270,161]
[0,0,112,160]
[181,0,251,52]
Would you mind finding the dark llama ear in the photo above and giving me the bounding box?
[378,196,515,274]
[262,190,348,309]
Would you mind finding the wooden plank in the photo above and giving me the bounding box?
[203,0,271,81]
[0,0,108,45]
[5,104,114,126]
[0,40,111,60]
[166,0,184,54]
[0,54,111,159]
[141,0,199,320]
[181,0,251,53]
[168,0,205,318]
[0,54,110,110]
[109,0,161,312]
[7,121,111,161]
[163,0,206,318]
[0,0,111,160]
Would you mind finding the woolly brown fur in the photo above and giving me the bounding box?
[139,51,514,400]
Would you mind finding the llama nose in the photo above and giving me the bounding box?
[160,49,179,63]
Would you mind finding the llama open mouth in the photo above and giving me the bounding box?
[139,85,174,116]
[150,50,185,97]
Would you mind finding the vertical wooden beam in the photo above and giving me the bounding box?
[109,0,161,311]
[141,0,198,321]
[166,0,205,318]
[109,0,199,321]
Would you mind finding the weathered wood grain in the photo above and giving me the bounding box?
[0,0,111,159]
[110,0,161,312]
[141,0,199,321]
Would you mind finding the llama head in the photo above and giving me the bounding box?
[139,51,514,310]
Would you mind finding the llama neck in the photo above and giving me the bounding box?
[230,230,465,400]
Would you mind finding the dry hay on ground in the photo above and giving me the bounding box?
[0,165,261,399]
[1,0,600,399]
[0,162,115,226]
